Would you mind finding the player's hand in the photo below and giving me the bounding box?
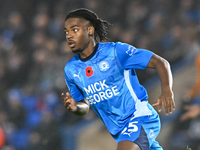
[152,89,175,115]
[61,92,77,113]
[180,105,200,121]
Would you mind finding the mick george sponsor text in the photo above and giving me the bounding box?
[84,79,120,105]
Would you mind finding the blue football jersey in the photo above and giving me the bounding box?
[64,42,156,136]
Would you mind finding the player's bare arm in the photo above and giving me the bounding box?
[61,92,90,116]
[147,54,175,115]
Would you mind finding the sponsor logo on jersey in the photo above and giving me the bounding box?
[73,71,81,79]
[84,79,120,104]
[126,46,137,56]
[99,60,109,71]
[85,66,94,77]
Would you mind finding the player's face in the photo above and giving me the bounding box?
[64,18,91,53]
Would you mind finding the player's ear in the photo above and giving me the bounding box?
[88,25,94,36]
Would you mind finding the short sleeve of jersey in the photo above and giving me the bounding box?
[64,67,84,102]
[115,42,154,70]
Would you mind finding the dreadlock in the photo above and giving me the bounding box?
[65,8,111,42]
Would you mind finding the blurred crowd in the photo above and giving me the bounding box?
[169,51,200,150]
[1,0,200,149]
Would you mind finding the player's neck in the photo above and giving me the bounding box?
[79,39,96,59]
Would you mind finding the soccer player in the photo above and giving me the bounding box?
[62,8,175,150]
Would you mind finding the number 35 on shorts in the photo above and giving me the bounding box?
[121,121,139,137]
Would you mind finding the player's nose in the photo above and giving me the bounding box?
[66,32,73,40]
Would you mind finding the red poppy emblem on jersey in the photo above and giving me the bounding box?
[85,66,94,77]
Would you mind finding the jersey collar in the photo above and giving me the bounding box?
[79,43,99,62]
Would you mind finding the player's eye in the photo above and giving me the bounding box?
[73,29,78,32]
[65,31,68,35]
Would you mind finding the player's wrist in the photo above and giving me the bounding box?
[73,103,89,116]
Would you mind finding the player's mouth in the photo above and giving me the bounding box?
[68,41,76,48]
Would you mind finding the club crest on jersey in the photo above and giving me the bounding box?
[126,46,137,56]
[85,66,94,77]
[99,60,109,71]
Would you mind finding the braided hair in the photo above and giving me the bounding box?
[65,8,111,42]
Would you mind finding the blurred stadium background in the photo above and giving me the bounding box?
[0,0,200,149]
